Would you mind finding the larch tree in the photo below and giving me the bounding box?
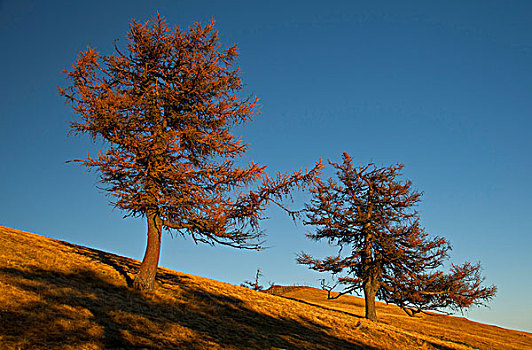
[60,15,322,291]
[297,153,496,320]
[240,268,265,291]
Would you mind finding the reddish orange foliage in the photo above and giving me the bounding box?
[60,14,322,290]
[298,152,496,320]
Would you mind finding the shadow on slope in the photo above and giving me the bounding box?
[0,264,376,349]
[269,290,460,350]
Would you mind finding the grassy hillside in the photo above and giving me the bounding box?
[0,225,530,349]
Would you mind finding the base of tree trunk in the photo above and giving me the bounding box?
[365,311,377,321]
[132,273,156,291]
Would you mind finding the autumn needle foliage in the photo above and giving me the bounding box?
[60,15,321,291]
[298,153,496,320]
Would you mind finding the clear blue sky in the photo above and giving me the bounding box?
[1,0,530,332]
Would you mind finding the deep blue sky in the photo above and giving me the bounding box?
[1,0,530,331]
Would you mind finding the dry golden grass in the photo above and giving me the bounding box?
[0,225,530,349]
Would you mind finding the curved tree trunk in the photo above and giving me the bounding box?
[363,281,378,320]
[133,211,163,291]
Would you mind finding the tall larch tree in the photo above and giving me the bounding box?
[297,153,495,320]
[60,15,321,291]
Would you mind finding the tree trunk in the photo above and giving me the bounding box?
[133,211,162,291]
[363,281,378,320]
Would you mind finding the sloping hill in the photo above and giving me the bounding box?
[0,225,530,349]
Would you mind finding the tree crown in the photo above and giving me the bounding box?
[298,153,495,316]
[60,14,321,249]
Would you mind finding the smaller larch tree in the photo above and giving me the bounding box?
[60,14,322,291]
[241,268,265,291]
[297,153,496,320]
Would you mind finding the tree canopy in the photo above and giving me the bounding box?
[60,14,321,291]
[298,153,496,320]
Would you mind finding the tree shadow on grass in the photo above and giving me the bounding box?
[273,294,460,350]
[278,294,366,320]
[0,265,378,349]
[60,240,139,287]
